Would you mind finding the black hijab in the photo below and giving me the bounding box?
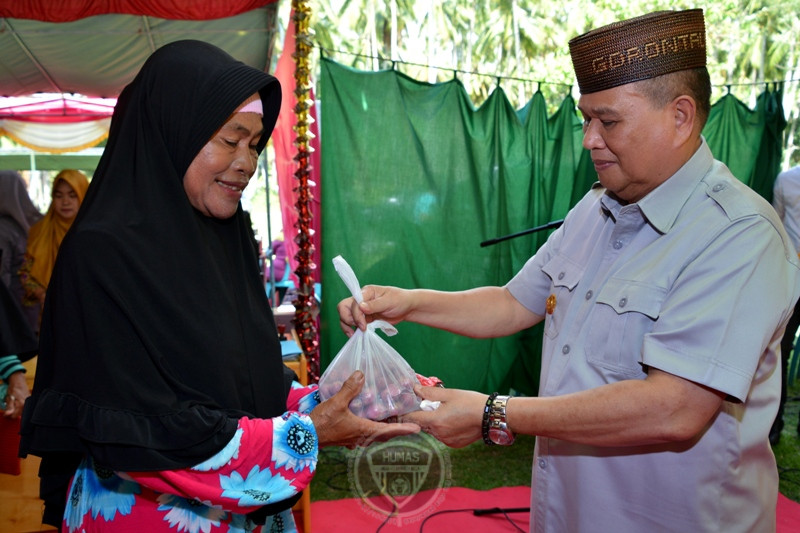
[20,40,288,521]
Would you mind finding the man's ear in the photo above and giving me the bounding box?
[673,95,697,145]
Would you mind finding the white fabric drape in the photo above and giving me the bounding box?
[0,119,110,152]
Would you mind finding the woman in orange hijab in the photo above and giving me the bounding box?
[19,169,89,326]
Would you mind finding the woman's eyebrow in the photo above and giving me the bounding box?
[227,121,264,137]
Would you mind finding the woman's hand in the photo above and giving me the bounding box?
[310,371,420,448]
[3,371,30,419]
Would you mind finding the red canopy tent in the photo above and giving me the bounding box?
[1,0,271,23]
[0,96,115,122]
[0,0,321,298]
[0,0,281,153]
[0,1,280,97]
[0,95,115,151]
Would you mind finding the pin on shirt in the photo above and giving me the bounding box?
[546,294,556,314]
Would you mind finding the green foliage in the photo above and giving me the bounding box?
[306,0,800,167]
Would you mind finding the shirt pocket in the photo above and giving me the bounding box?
[585,278,665,378]
[541,254,584,339]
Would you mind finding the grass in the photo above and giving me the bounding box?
[775,379,800,503]
[312,383,800,504]
[311,434,536,502]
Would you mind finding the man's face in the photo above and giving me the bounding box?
[578,83,677,203]
[183,105,263,219]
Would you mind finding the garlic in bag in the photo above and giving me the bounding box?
[318,255,421,420]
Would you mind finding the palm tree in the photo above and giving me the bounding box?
[309,0,800,164]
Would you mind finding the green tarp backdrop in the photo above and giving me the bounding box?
[319,57,785,396]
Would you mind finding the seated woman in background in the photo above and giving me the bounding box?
[1,277,36,475]
[19,169,89,330]
[0,170,42,333]
[19,40,417,532]
[1,278,37,421]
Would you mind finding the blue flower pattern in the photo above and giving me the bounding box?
[193,428,244,471]
[157,493,227,532]
[295,387,320,414]
[220,465,296,507]
[61,384,315,531]
[264,510,294,533]
[65,457,140,531]
[227,512,257,533]
[272,413,317,473]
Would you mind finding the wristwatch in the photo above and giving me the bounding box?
[482,392,515,445]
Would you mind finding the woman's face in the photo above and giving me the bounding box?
[183,97,264,219]
[52,179,80,221]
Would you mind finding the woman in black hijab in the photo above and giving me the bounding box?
[20,40,417,532]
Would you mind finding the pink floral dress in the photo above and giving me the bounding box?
[62,383,319,532]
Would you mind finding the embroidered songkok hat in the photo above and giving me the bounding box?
[569,9,706,94]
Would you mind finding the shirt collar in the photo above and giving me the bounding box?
[600,137,713,234]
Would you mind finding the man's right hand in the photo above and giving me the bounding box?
[336,285,413,336]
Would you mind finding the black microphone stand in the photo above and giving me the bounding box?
[480,219,564,247]
[468,222,562,520]
[473,506,529,515]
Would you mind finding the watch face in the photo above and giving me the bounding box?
[489,427,514,446]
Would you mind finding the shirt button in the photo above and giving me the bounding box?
[558,272,565,280]
[562,345,570,354]
[585,290,593,300]
[613,240,623,250]
[539,459,546,469]
[619,297,627,308]
[712,184,725,192]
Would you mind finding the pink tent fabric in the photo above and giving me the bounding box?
[0,95,115,151]
[0,96,115,123]
[0,0,276,22]
[272,11,322,284]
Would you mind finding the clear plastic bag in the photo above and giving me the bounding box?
[318,255,420,420]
